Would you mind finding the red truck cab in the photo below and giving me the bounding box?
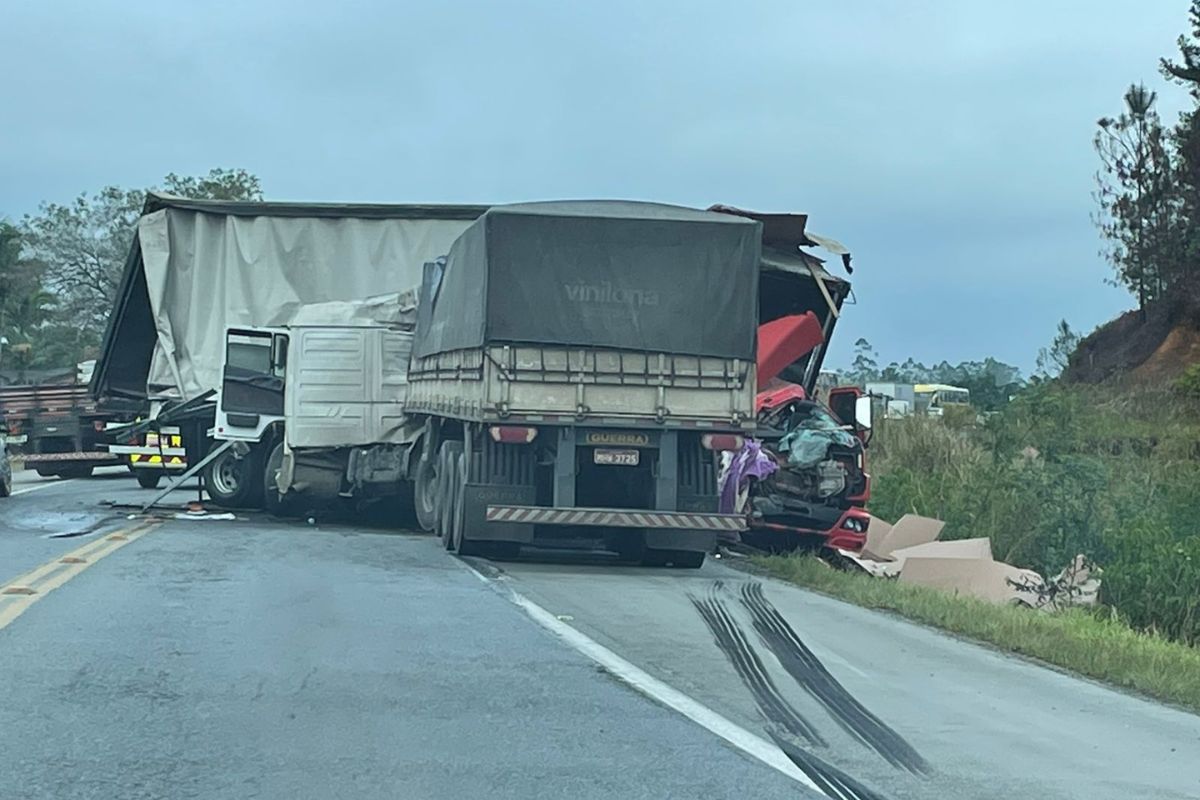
[737,383,871,553]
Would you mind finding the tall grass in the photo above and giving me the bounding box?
[864,383,1200,646]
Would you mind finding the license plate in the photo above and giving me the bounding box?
[593,448,639,466]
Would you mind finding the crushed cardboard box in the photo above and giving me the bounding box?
[838,514,1100,610]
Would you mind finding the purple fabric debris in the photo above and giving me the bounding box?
[719,439,778,513]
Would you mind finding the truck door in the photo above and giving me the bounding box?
[827,385,872,445]
[218,329,287,441]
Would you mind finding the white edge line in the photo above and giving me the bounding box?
[12,478,75,496]
[460,561,820,793]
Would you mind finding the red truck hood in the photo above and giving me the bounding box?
[756,313,824,389]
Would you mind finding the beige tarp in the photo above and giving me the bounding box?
[139,209,474,401]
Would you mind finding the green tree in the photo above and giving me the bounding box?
[1094,84,1180,309]
[19,168,263,366]
[1162,1,1200,300]
[1036,319,1081,379]
[0,222,57,375]
[847,337,879,383]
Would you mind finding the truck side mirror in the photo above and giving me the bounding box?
[828,386,872,447]
[270,334,289,378]
[854,395,872,430]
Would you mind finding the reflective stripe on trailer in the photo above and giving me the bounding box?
[127,455,187,468]
[485,505,745,531]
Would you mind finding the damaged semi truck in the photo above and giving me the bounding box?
[92,195,862,561]
[213,202,761,567]
[209,202,865,564]
[90,195,488,491]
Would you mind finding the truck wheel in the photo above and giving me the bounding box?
[413,444,440,533]
[642,549,706,569]
[450,449,482,557]
[0,467,11,498]
[263,442,296,516]
[435,445,451,546]
[437,442,463,550]
[205,442,265,509]
[135,470,163,489]
[34,465,57,478]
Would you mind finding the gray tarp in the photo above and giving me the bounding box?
[132,202,479,400]
[285,290,418,329]
[414,201,762,360]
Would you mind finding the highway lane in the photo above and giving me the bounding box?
[0,475,815,800]
[0,467,144,582]
[485,553,1200,800]
[2,472,1198,799]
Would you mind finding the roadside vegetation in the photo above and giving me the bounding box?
[757,378,1200,711]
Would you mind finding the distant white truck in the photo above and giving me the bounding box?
[866,382,916,418]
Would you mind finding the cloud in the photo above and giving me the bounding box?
[0,0,1187,370]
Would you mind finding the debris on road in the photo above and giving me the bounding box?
[837,514,1101,609]
[172,511,237,521]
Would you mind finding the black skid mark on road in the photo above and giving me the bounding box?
[769,732,892,800]
[689,585,893,800]
[688,589,825,747]
[740,582,931,775]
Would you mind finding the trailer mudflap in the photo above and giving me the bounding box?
[467,485,537,543]
[485,505,745,532]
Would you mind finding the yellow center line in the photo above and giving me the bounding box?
[0,525,139,591]
[0,520,160,633]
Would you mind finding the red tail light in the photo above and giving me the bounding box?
[701,434,745,451]
[489,425,538,444]
[93,420,106,432]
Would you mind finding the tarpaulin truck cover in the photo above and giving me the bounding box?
[92,195,487,402]
[412,201,763,360]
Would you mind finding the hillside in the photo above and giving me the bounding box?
[1066,303,1200,384]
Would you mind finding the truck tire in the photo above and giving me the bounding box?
[135,470,163,489]
[413,443,440,533]
[262,442,297,517]
[205,442,265,509]
[34,465,57,478]
[642,548,706,569]
[447,446,482,557]
[437,441,463,550]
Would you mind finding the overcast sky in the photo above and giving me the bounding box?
[0,1,1192,372]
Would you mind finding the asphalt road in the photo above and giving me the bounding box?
[1,469,1198,799]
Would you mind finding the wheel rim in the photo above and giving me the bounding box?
[210,451,242,497]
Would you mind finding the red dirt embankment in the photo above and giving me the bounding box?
[1066,303,1200,385]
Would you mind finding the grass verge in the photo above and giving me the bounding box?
[751,554,1200,715]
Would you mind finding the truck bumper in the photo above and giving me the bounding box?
[18,452,119,464]
[486,505,745,532]
[108,428,188,470]
[748,506,870,552]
